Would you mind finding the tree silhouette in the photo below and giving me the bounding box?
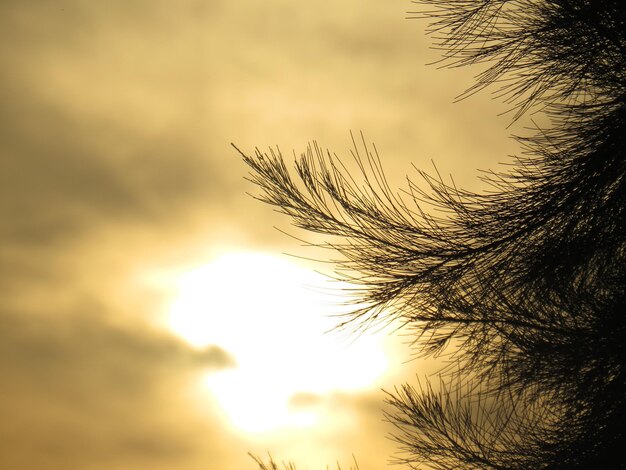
[249,453,360,470]
[239,1,626,468]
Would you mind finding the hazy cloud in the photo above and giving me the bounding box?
[0,302,235,469]
[0,73,233,246]
[288,391,323,409]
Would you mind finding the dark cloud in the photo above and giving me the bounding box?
[0,73,236,247]
[0,301,236,392]
[0,303,235,469]
[0,0,248,255]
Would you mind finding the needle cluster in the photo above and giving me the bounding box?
[239,1,626,468]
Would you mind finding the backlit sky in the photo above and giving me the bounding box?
[0,1,523,469]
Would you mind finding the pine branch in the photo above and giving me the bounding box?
[238,1,626,468]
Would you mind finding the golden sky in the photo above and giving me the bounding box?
[0,1,523,469]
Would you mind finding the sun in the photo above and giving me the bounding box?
[166,251,389,433]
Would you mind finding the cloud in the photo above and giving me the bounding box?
[251,389,398,469]
[288,391,323,409]
[0,303,236,469]
[0,301,236,392]
[0,0,252,257]
[0,72,232,246]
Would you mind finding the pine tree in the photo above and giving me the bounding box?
[239,1,626,468]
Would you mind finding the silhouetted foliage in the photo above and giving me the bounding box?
[238,1,626,468]
[249,453,298,470]
[249,453,360,470]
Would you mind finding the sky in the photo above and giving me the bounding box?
[0,1,523,469]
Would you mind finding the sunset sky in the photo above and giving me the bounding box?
[0,1,524,469]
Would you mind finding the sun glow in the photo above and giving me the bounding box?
[167,252,388,433]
